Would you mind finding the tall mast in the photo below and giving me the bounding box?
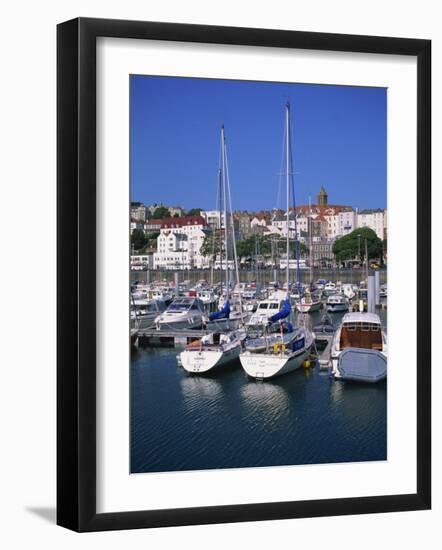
[211,165,222,286]
[285,103,290,294]
[288,104,302,298]
[221,125,229,300]
[224,132,244,323]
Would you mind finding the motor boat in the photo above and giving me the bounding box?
[323,281,337,296]
[154,297,207,330]
[130,299,167,330]
[326,294,349,313]
[341,283,356,300]
[312,314,335,335]
[296,291,322,313]
[196,289,218,308]
[132,285,173,304]
[246,291,288,328]
[330,312,387,383]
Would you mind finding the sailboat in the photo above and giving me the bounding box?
[239,102,313,379]
[180,125,245,374]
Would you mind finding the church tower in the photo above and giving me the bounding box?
[317,185,328,206]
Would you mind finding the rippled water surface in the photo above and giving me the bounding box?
[131,309,387,473]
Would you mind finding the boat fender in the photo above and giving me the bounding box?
[273,343,286,354]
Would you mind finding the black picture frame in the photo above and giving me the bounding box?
[57,17,431,532]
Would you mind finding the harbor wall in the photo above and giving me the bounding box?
[131,268,387,286]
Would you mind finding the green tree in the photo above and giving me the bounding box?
[131,228,148,251]
[151,206,171,219]
[333,227,383,264]
[235,234,308,261]
[200,233,222,259]
[186,208,203,216]
[144,232,159,250]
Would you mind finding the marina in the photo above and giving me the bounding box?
[131,299,387,474]
[130,271,388,473]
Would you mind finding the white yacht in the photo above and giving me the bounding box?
[180,329,245,373]
[341,283,356,300]
[154,297,207,330]
[323,281,337,296]
[132,285,173,304]
[246,291,287,328]
[326,294,349,313]
[330,312,387,383]
[196,289,218,307]
[296,292,322,313]
[130,299,167,330]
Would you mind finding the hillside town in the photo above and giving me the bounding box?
[130,186,387,271]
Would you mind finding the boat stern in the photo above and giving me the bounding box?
[180,349,223,373]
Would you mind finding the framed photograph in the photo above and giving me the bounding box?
[57,17,431,532]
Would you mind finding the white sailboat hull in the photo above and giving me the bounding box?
[240,347,310,379]
[180,344,241,373]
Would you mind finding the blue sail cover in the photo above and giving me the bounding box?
[269,299,291,323]
[209,300,231,321]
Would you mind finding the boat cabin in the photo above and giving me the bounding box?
[339,313,383,351]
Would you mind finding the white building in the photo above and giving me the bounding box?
[153,215,210,269]
[250,215,268,231]
[201,210,228,230]
[338,210,357,235]
[325,213,340,240]
[271,213,308,238]
[130,204,147,222]
[357,209,386,240]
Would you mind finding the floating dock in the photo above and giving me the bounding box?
[138,328,209,347]
[315,334,334,369]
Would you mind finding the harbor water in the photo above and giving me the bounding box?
[131,307,387,474]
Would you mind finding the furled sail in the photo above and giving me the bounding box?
[209,300,231,321]
[269,298,291,323]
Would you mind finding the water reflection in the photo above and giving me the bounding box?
[240,380,291,422]
[179,374,225,412]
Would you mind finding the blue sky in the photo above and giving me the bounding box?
[130,75,386,211]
